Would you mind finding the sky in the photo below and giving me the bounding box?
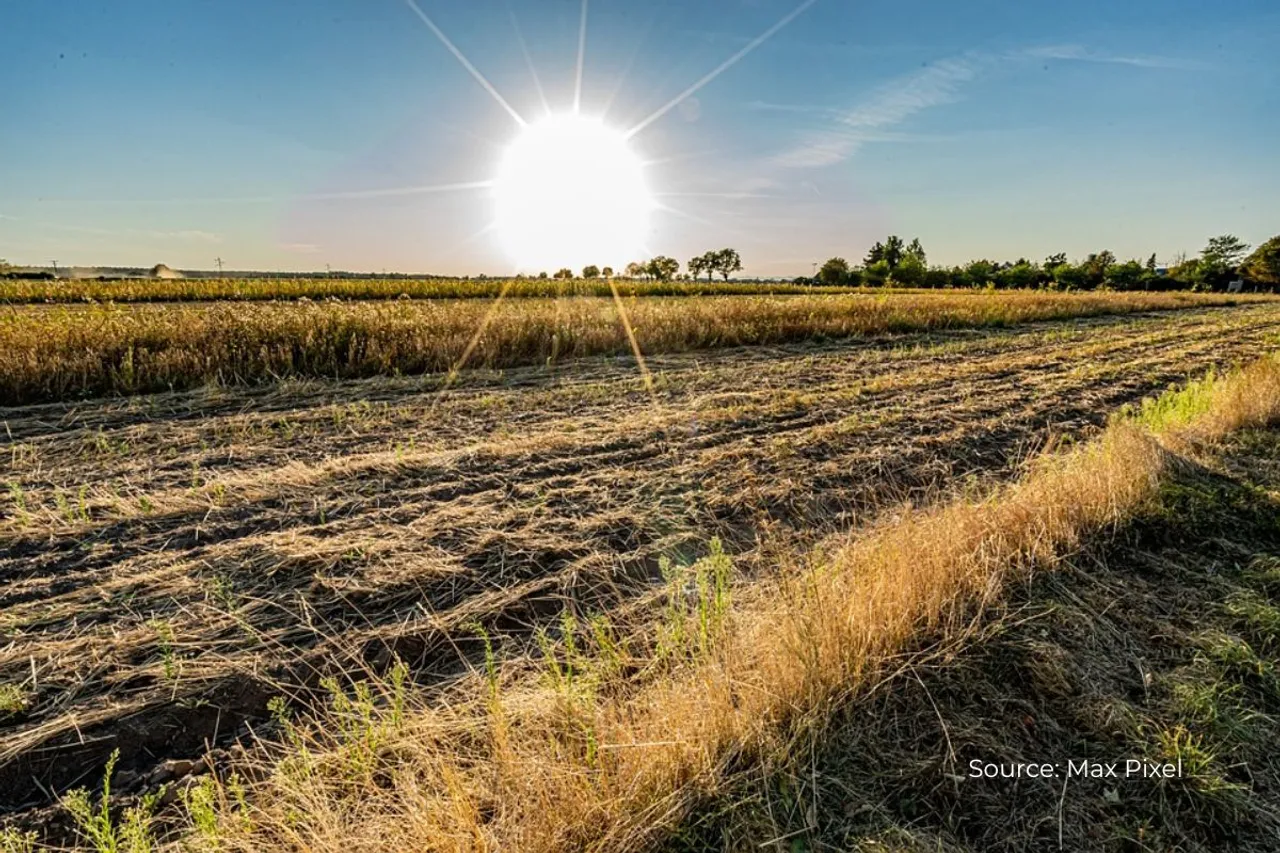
[1,0,1277,277]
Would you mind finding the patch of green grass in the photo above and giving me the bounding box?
[1223,590,1280,650]
[0,683,28,716]
[64,750,161,853]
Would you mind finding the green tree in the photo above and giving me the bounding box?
[712,248,743,281]
[817,257,850,286]
[891,254,927,287]
[1106,259,1145,291]
[1203,234,1250,268]
[582,265,600,279]
[995,261,1040,290]
[1051,262,1089,291]
[1242,235,1280,288]
[963,259,997,288]
[863,259,891,286]
[601,266,614,279]
[905,238,926,266]
[553,268,573,280]
[647,256,679,281]
[1195,235,1250,291]
[1081,250,1116,289]
[688,252,716,281]
[1044,253,1068,271]
[866,236,906,270]
[538,271,549,279]
[624,261,646,279]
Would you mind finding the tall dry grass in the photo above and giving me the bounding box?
[0,277,851,305]
[162,358,1280,852]
[0,291,1266,405]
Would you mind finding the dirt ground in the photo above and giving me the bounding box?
[2,303,1278,828]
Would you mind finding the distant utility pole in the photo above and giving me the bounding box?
[326,263,332,278]
[811,262,818,277]
[215,257,224,276]
[50,259,59,277]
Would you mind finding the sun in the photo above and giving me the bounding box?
[493,114,653,273]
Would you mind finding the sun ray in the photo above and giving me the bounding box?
[624,0,820,139]
[573,0,590,114]
[507,5,552,118]
[430,276,515,410]
[651,200,720,228]
[305,181,494,201]
[608,277,658,405]
[403,0,526,127]
[599,13,657,122]
[25,181,495,207]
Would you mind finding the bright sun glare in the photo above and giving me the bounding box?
[493,114,653,273]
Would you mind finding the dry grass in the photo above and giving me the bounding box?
[0,290,1268,404]
[0,277,851,305]
[155,358,1280,850]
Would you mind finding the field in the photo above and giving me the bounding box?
[3,294,1280,849]
[0,290,1265,404]
[0,276,851,305]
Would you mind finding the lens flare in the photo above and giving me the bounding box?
[493,114,653,272]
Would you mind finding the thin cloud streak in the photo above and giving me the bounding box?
[16,181,493,207]
[772,40,1204,170]
[774,56,980,168]
[1025,44,1209,70]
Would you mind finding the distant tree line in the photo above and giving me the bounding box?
[808,233,1280,292]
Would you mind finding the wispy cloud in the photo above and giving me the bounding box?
[770,40,1203,170]
[6,219,223,243]
[1024,44,1208,71]
[773,56,982,168]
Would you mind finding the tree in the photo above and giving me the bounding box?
[554,268,573,280]
[712,248,743,281]
[624,261,646,279]
[582,265,600,279]
[1081,250,1116,289]
[817,257,850,286]
[647,256,679,281]
[688,252,714,282]
[995,261,1040,290]
[864,241,885,268]
[891,254,927,287]
[963,259,997,288]
[1051,263,1089,291]
[865,235,907,271]
[1196,235,1251,291]
[601,266,614,279]
[1203,234,1250,268]
[538,271,549,279]
[863,260,891,287]
[1242,235,1280,288]
[1044,253,1068,271]
[1106,259,1145,291]
[905,238,926,266]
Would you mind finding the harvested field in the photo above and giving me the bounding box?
[0,290,1267,404]
[2,302,1278,843]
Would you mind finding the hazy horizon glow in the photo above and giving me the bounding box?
[1,0,1277,276]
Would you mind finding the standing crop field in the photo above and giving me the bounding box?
[0,290,1269,404]
[0,276,857,304]
[1,300,1279,849]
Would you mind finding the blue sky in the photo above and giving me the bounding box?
[2,0,1277,276]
